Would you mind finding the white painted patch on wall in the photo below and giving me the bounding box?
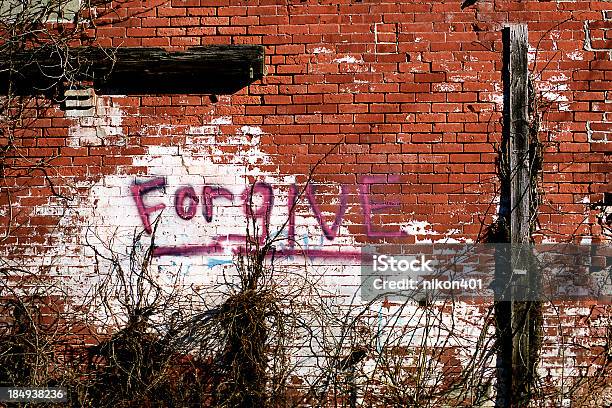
[548,73,570,83]
[67,95,125,147]
[550,30,560,50]
[492,93,504,106]
[537,73,570,106]
[240,125,264,136]
[527,45,537,65]
[402,220,431,236]
[65,112,372,311]
[211,116,232,125]
[566,50,584,61]
[334,56,364,64]
[541,237,559,244]
[312,47,333,54]
[447,75,466,83]
[541,92,569,103]
[189,125,218,135]
[436,83,457,92]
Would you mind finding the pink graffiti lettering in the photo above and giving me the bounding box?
[154,242,223,257]
[306,183,349,240]
[287,184,298,249]
[131,175,407,257]
[242,182,274,244]
[359,175,405,238]
[131,177,166,234]
[153,242,361,260]
[174,186,199,220]
[202,185,234,222]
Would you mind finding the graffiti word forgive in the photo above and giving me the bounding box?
[131,175,406,258]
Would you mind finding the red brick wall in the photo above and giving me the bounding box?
[4,0,610,248]
[1,0,610,404]
[83,0,609,244]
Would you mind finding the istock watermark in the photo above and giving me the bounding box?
[360,244,612,302]
[371,253,480,293]
[371,277,483,291]
[372,254,434,273]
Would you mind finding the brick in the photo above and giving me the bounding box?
[414,72,446,83]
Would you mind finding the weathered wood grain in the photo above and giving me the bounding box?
[0,45,265,94]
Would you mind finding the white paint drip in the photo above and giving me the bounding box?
[537,73,570,105]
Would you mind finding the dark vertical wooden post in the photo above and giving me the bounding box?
[508,25,530,246]
[504,24,533,406]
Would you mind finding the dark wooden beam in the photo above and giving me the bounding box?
[0,45,265,95]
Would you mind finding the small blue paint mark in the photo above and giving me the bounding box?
[208,258,233,268]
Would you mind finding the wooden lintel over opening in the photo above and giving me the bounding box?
[0,45,265,95]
